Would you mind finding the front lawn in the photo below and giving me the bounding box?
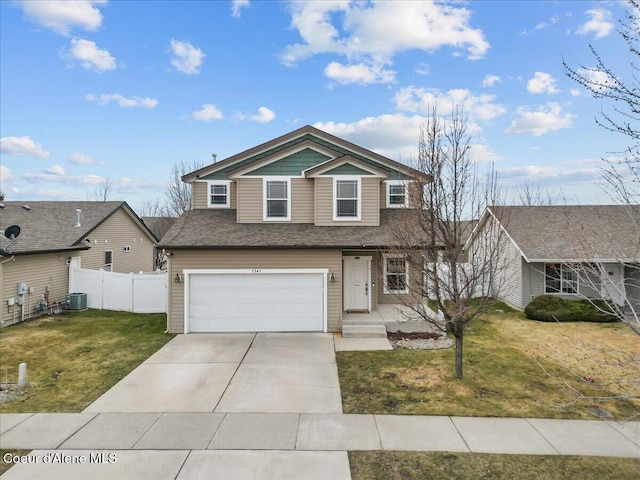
[337,309,639,420]
[0,310,173,412]
[349,452,640,480]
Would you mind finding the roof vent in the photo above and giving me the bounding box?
[0,203,4,209]
[76,209,82,228]
[22,205,31,211]
[212,153,217,163]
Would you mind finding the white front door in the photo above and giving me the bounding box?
[343,256,370,311]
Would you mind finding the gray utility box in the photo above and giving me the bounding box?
[66,293,88,311]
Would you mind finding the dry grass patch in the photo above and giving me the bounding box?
[0,310,173,412]
[349,452,640,480]
[337,311,640,419]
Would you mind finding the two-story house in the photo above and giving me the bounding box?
[158,126,427,334]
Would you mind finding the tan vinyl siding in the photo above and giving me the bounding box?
[78,209,155,274]
[168,249,342,333]
[1,253,69,327]
[291,178,314,223]
[193,181,237,210]
[315,176,380,226]
[236,178,263,223]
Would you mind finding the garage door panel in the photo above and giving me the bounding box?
[188,272,324,332]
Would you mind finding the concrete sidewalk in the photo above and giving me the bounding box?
[1,412,638,479]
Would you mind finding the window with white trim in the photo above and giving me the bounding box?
[264,179,290,220]
[384,256,409,294]
[207,181,230,208]
[386,180,408,207]
[334,178,360,220]
[545,263,578,294]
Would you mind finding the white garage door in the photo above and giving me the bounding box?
[187,271,325,332]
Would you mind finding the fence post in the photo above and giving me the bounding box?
[129,273,134,312]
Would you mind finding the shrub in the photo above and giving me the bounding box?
[525,295,619,323]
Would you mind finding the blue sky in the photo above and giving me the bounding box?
[0,0,630,213]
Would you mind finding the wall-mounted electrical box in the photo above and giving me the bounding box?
[28,286,35,294]
[7,298,15,306]
[17,282,27,295]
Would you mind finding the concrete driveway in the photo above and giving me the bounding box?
[84,332,342,414]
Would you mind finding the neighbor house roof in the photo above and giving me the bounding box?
[0,201,157,256]
[157,209,426,250]
[488,205,640,262]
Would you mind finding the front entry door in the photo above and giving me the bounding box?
[343,256,371,311]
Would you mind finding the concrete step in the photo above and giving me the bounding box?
[342,324,388,338]
[342,317,385,326]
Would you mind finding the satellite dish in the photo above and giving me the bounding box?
[4,225,20,240]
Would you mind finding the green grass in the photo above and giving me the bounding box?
[349,452,640,480]
[0,310,173,412]
[337,312,639,420]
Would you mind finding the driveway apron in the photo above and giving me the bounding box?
[83,332,342,414]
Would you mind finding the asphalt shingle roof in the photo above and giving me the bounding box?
[490,205,640,262]
[0,201,143,255]
[158,209,416,249]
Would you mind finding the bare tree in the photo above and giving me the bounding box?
[139,198,167,217]
[90,175,115,201]
[389,105,509,379]
[563,0,640,332]
[165,160,204,217]
[563,0,639,205]
[517,180,554,206]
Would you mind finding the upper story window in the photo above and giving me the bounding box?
[334,178,361,221]
[264,178,291,221]
[207,181,230,208]
[386,180,408,208]
[545,263,578,294]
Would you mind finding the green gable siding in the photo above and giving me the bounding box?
[250,149,331,176]
[199,133,413,181]
[319,163,374,176]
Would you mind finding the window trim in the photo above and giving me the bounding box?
[544,263,578,294]
[263,177,291,221]
[207,180,231,208]
[386,180,409,208]
[333,176,361,221]
[383,254,409,295]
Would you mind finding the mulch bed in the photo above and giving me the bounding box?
[387,331,442,341]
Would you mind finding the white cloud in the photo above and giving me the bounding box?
[569,88,582,97]
[415,63,429,76]
[231,0,250,18]
[280,1,489,85]
[576,68,618,93]
[62,38,116,72]
[170,39,205,74]
[505,103,576,137]
[22,172,105,186]
[69,152,98,165]
[577,8,614,39]
[189,104,224,122]
[527,72,559,94]
[249,106,276,123]
[0,166,14,182]
[16,0,106,36]
[482,74,501,87]
[0,136,51,158]
[44,164,65,176]
[85,93,158,108]
[315,113,499,163]
[393,86,506,121]
[236,106,276,123]
[324,61,396,85]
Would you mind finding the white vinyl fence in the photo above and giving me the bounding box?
[69,267,167,313]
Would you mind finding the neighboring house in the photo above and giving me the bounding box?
[469,205,640,312]
[142,216,176,270]
[158,125,428,334]
[0,201,158,327]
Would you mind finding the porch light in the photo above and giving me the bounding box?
[175,273,182,283]
[329,273,336,283]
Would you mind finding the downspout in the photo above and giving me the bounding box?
[0,255,15,326]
